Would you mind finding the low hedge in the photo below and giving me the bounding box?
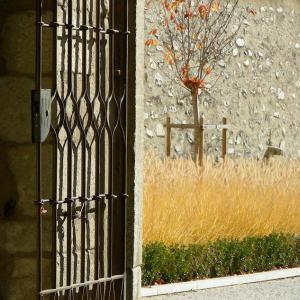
[142,234,300,286]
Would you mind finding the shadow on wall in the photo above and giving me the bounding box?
[0,144,19,300]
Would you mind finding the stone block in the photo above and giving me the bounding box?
[1,9,98,77]
[0,143,53,219]
[0,76,34,143]
[1,11,52,76]
[0,218,51,254]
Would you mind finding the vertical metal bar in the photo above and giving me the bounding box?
[51,0,58,294]
[199,117,204,166]
[106,0,116,297]
[35,1,43,299]
[222,117,227,161]
[80,0,88,288]
[123,0,129,297]
[94,0,101,283]
[166,117,171,157]
[66,0,73,297]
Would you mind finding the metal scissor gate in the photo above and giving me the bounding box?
[32,0,129,299]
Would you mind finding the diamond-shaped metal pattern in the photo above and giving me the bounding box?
[34,0,129,299]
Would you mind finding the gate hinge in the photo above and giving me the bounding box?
[31,89,52,143]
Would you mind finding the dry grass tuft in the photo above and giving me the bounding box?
[143,152,300,245]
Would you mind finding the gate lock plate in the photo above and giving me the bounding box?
[31,89,52,143]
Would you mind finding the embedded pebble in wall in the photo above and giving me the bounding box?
[174,144,182,154]
[144,112,149,120]
[277,7,283,13]
[168,105,177,113]
[295,43,300,49]
[150,59,157,69]
[296,81,300,89]
[156,123,165,137]
[236,37,245,47]
[233,48,239,56]
[277,88,285,100]
[260,7,266,12]
[243,20,250,26]
[186,132,194,144]
[228,148,235,154]
[248,50,253,57]
[218,60,226,67]
[257,51,264,58]
[236,135,242,145]
[146,128,154,138]
[156,45,163,51]
[150,111,159,119]
[275,71,280,79]
[244,60,250,67]
[273,112,280,118]
[154,73,163,86]
[168,90,174,97]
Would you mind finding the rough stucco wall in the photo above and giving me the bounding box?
[144,0,300,160]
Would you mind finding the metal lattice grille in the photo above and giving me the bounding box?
[33,0,129,299]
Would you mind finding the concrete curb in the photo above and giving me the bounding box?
[142,267,300,297]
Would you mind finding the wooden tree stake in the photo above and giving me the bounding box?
[198,117,204,166]
[166,117,171,157]
[222,117,227,160]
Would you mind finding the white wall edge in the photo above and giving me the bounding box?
[141,267,300,297]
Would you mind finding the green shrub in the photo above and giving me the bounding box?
[142,234,300,286]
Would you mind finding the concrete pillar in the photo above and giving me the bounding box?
[126,1,144,299]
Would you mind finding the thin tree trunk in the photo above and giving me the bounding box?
[192,92,199,162]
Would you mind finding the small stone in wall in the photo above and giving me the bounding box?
[146,128,154,138]
[228,148,235,154]
[295,43,300,49]
[186,132,194,144]
[156,123,165,137]
[243,20,250,26]
[150,59,157,70]
[277,88,285,100]
[236,135,242,145]
[277,7,283,13]
[174,144,182,154]
[260,7,266,12]
[244,60,250,67]
[275,71,280,79]
[168,90,174,97]
[168,106,177,113]
[154,73,163,86]
[150,111,159,119]
[156,45,163,51]
[273,112,280,118]
[144,112,149,120]
[233,48,239,56]
[236,38,245,47]
[258,52,264,58]
[218,60,226,67]
[248,50,253,57]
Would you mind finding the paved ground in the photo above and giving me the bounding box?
[144,277,300,300]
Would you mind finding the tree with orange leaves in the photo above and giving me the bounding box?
[145,0,249,161]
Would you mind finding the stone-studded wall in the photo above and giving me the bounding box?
[144,0,300,160]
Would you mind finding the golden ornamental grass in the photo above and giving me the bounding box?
[143,152,300,245]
